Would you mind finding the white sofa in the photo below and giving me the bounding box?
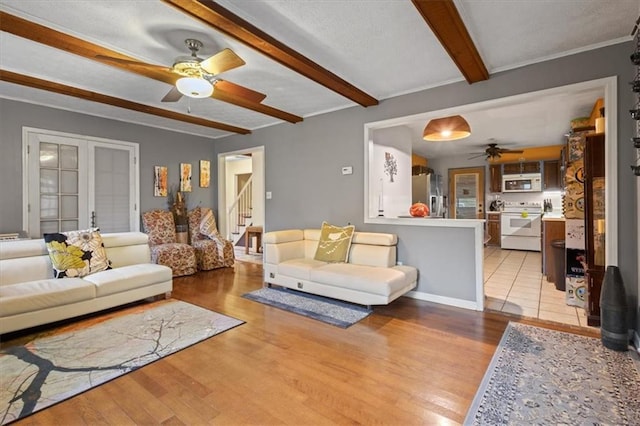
[0,232,173,334]
[263,229,417,306]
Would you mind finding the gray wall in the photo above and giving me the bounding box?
[213,42,638,331]
[0,42,637,332]
[0,101,218,232]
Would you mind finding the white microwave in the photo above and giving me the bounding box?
[502,173,542,193]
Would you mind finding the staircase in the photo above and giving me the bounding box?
[227,175,253,246]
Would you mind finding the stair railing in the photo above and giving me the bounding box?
[227,175,253,240]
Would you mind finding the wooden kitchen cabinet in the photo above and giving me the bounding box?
[489,164,502,193]
[502,163,520,174]
[542,218,566,282]
[503,161,541,175]
[486,212,501,247]
[543,160,562,190]
[522,161,541,173]
[584,133,605,327]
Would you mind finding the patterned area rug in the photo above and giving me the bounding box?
[0,300,244,425]
[243,287,372,328]
[465,322,640,425]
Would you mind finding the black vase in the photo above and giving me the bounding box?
[600,266,628,351]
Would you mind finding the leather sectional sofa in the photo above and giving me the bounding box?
[0,232,172,334]
[263,229,417,306]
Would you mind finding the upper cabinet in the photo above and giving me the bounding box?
[490,157,563,193]
[543,160,562,190]
[489,164,502,193]
[503,161,541,174]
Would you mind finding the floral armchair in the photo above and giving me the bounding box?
[141,209,197,277]
[187,207,235,270]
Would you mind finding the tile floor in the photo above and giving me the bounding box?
[483,246,591,327]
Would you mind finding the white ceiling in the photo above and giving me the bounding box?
[398,82,605,159]
[0,0,637,152]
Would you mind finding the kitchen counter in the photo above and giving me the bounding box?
[542,212,565,221]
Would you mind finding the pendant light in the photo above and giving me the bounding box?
[176,77,213,98]
[423,115,471,141]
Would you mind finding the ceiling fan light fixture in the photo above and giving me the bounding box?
[176,77,213,98]
[423,115,471,141]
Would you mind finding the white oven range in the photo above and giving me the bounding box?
[500,201,542,251]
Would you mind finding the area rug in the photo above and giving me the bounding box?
[0,300,244,425]
[465,322,640,425]
[243,287,371,328]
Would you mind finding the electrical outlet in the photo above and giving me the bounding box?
[341,166,353,175]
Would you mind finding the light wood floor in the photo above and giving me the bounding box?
[8,260,600,425]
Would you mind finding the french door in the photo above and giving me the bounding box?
[24,128,139,237]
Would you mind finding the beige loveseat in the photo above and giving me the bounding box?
[0,232,173,334]
[263,229,417,306]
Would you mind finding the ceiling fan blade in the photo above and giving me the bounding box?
[95,55,171,72]
[214,80,266,103]
[161,86,183,102]
[467,153,487,160]
[200,48,245,75]
[502,149,524,154]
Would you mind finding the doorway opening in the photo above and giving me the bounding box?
[217,146,265,263]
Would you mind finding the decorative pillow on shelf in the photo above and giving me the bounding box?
[313,221,355,263]
[44,228,112,278]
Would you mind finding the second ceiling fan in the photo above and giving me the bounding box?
[468,141,524,160]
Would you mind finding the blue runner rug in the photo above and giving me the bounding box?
[243,287,372,328]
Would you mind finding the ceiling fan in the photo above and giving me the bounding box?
[468,142,524,160]
[98,38,266,104]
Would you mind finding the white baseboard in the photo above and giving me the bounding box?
[405,290,480,311]
[634,330,640,355]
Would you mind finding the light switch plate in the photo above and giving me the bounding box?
[341,166,353,175]
[266,191,272,199]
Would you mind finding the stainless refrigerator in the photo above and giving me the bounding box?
[412,171,444,217]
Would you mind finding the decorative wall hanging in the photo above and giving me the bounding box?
[153,166,168,197]
[200,160,210,188]
[384,152,397,183]
[180,163,192,192]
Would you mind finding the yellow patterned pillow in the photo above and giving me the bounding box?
[313,222,355,263]
[44,228,112,278]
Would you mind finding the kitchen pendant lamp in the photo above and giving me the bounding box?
[423,115,471,141]
[176,77,213,98]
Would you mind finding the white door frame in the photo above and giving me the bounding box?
[22,127,140,236]
[217,146,265,239]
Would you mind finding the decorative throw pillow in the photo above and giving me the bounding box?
[44,228,112,278]
[314,222,355,263]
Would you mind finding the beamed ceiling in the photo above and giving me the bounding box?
[0,0,638,152]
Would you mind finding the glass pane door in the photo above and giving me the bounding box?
[448,167,485,219]
[25,129,139,237]
[89,143,137,232]
[28,133,88,237]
